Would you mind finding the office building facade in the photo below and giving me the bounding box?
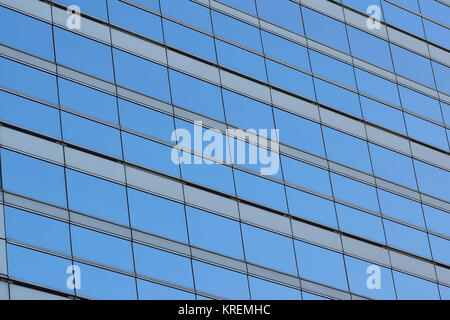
[0,0,449,300]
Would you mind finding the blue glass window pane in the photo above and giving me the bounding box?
[0,57,58,104]
[383,2,424,37]
[76,263,137,300]
[181,156,235,194]
[66,169,129,225]
[242,153,282,180]
[249,277,300,300]
[384,220,431,258]
[369,143,417,189]
[218,0,256,15]
[193,261,250,299]
[216,40,267,82]
[295,240,348,291]
[393,270,439,300]
[128,188,188,243]
[54,0,109,20]
[108,0,163,42]
[405,114,448,151]
[58,78,118,124]
[302,292,329,300]
[391,44,434,88]
[439,285,450,300]
[398,86,443,123]
[122,132,180,177]
[389,0,419,11]
[212,11,262,52]
[302,8,349,53]
[126,0,160,12]
[160,0,212,32]
[54,28,114,82]
[137,279,195,300]
[342,0,383,16]
[223,90,274,131]
[423,19,450,49]
[0,7,54,60]
[61,112,123,158]
[378,189,425,228]
[323,127,372,174]
[314,79,362,117]
[356,68,400,106]
[423,205,450,238]
[7,245,73,294]
[163,19,216,62]
[345,256,396,300]
[431,61,450,96]
[418,0,449,25]
[169,70,224,121]
[261,31,310,71]
[255,0,304,34]
[113,49,170,102]
[186,207,243,259]
[336,204,386,243]
[1,149,67,207]
[174,119,228,158]
[282,156,332,197]
[447,128,450,149]
[414,160,450,203]
[360,96,406,134]
[274,108,324,157]
[429,235,450,265]
[287,187,337,228]
[242,224,297,275]
[347,26,393,71]
[180,127,230,164]
[5,207,71,255]
[447,129,450,149]
[118,98,174,143]
[71,226,134,272]
[266,59,315,100]
[0,90,61,138]
[331,173,380,213]
[134,244,193,288]
[228,141,282,179]
[309,50,356,89]
[234,169,287,212]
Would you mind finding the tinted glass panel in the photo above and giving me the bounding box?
[345,256,396,300]
[186,207,244,259]
[249,277,300,300]
[295,240,348,291]
[242,224,297,275]
[66,169,129,225]
[393,270,439,300]
[134,244,193,288]
[0,91,61,138]
[256,0,304,34]
[5,207,71,255]
[113,49,170,102]
[71,226,134,272]
[128,188,188,243]
[54,28,114,82]
[1,150,67,207]
[7,245,73,294]
[0,7,54,60]
[193,261,250,299]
